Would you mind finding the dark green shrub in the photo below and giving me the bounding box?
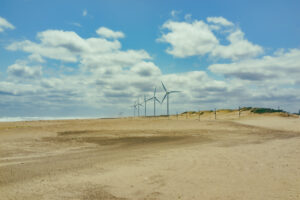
[251,108,284,114]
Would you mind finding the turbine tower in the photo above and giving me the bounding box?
[148,88,160,117]
[161,81,180,116]
[136,98,143,117]
[143,95,152,117]
[131,102,137,117]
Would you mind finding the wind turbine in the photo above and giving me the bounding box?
[136,98,143,117]
[147,88,160,117]
[131,102,137,117]
[161,81,180,116]
[143,95,152,117]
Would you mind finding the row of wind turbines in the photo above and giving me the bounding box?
[132,81,180,117]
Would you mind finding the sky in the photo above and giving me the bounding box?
[0,0,300,118]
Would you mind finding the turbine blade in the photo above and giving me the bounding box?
[161,93,167,103]
[147,97,153,101]
[161,81,167,92]
[155,97,161,103]
[169,90,180,94]
[154,87,156,96]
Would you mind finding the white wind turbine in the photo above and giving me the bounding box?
[131,101,137,117]
[161,81,180,116]
[147,87,161,117]
[136,98,143,117]
[143,95,152,117]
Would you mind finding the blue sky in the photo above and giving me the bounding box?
[0,0,300,118]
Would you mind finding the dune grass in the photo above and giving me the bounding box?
[181,107,288,115]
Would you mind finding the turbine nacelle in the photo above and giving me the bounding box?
[161,81,180,116]
[161,81,180,103]
[161,91,180,103]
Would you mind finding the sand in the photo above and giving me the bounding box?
[0,112,300,200]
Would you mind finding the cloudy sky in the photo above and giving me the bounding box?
[0,0,300,118]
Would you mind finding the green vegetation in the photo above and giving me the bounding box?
[182,111,198,114]
[250,108,285,114]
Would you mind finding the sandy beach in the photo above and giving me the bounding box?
[0,112,300,200]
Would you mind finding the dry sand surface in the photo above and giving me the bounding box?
[1,112,300,200]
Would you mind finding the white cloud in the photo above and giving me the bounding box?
[82,9,87,17]
[6,28,151,79]
[0,16,15,32]
[130,62,161,77]
[28,54,45,63]
[96,27,125,39]
[158,16,263,61]
[158,20,218,58]
[209,48,300,84]
[81,50,151,72]
[171,10,181,17]
[7,29,122,62]
[211,29,263,60]
[7,63,42,79]
[184,14,192,21]
[7,39,77,62]
[206,16,233,26]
